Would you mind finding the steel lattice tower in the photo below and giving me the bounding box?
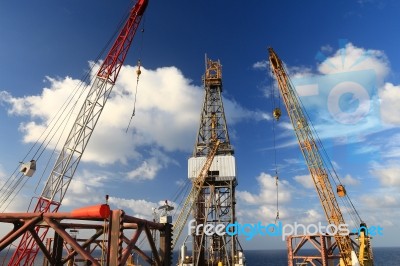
[188,56,242,266]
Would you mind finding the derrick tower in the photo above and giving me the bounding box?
[188,56,241,265]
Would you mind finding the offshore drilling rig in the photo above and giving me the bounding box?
[180,57,245,266]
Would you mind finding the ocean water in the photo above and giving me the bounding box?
[1,247,399,265]
[240,248,400,266]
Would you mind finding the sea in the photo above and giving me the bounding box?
[240,248,400,266]
[1,247,399,265]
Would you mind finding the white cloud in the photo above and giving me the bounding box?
[237,173,292,205]
[371,165,400,187]
[260,112,272,121]
[379,83,400,125]
[272,43,399,150]
[108,197,158,220]
[0,197,29,213]
[315,43,397,132]
[320,44,333,53]
[252,60,268,70]
[341,174,360,186]
[298,209,324,224]
[0,63,255,168]
[354,145,380,155]
[223,97,260,124]
[0,63,261,217]
[127,158,160,181]
[287,65,313,79]
[360,193,398,210]
[293,174,314,189]
[62,170,108,207]
[260,44,397,154]
[126,149,177,181]
[283,158,302,165]
[356,187,400,229]
[317,43,389,80]
[277,121,293,131]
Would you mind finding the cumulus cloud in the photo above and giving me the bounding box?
[314,42,400,128]
[299,209,324,224]
[287,65,313,79]
[127,161,157,180]
[62,170,109,207]
[108,197,158,219]
[294,174,314,189]
[108,197,177,220]
[237,173,292,205]
[356,133,400,159]
[371,164,400,187]
[341,174,360,186]
[356,188,399,228]
[360,193,397,210]
[126,150,175,181]
[317,43,389,80]
[269,42,400,151]
[0,62,264,216]
[379,83,400,125]
[0,63,255,168]
[252,60,268,70]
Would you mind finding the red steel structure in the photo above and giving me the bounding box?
[0,206,171,265]
[8,0,148,264]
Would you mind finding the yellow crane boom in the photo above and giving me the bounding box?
[268,47,373,266]
[172,140,220,249]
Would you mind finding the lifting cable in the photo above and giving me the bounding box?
[293,80,361,227]
[0,67,92,212]
[0,5,134,212]
[126,17,146,133]
[272,115,280,224]
[270,64,281,224]
[126,60,142,132]
[283,63,362,228]
[172,179,192,219]
[168,160,203,220]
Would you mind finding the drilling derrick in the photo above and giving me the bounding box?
[188,56,242,266]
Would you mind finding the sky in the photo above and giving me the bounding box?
[1,0,400,252]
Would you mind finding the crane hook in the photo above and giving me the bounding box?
[273,107,282,121]
[136,60,142,79]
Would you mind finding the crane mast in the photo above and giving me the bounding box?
[268,48,367,266]
[9,1,148,265]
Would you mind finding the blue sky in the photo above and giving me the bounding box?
[1,0,400,251]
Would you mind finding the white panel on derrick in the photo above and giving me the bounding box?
[188,155,236,179]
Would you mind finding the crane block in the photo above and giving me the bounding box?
[20,160,36,177]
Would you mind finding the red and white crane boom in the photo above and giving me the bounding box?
[9,1,148,265]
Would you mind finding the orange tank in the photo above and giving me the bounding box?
[71,204,110,219]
